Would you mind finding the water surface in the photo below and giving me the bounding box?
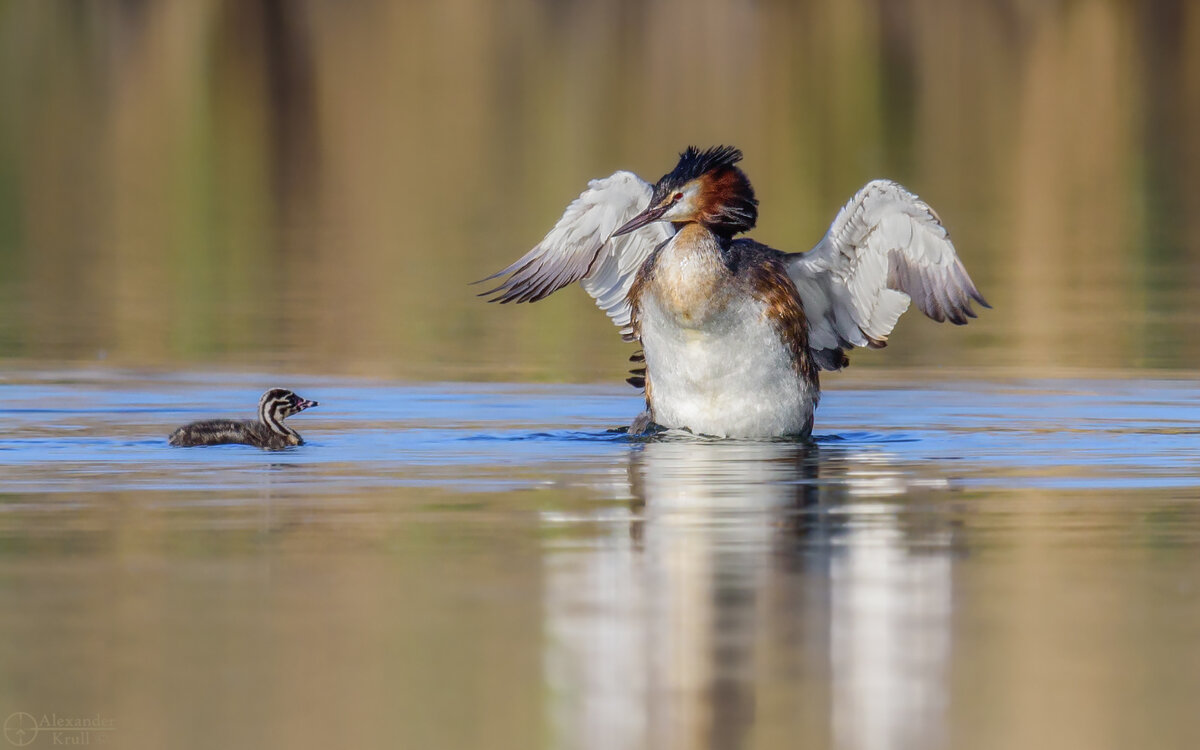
[2,370,1198,750]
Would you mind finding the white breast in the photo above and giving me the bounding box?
[638,284,817,439]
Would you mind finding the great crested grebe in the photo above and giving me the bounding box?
[168,388,318,450]
[482,146,988,439]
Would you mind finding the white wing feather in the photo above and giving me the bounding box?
[787,179,988,370]
[480,171,673,336]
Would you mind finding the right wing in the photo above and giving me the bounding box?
[479,171,673,338]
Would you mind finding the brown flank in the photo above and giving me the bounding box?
[745,255,820,391]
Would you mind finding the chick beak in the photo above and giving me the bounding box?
[295,398,318,411]
[612,201,672,237]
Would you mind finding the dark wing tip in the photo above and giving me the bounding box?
[475,283,506,300]
[474,264,524,301]
[474,255,533,287]
[476,283,521,303]
[475,267,563,305]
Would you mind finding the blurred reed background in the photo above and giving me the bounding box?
[1,0,1198,381]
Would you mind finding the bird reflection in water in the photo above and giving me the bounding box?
[542,438,958,750]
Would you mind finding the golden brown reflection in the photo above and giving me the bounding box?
[1,448,1200,749]
[539,441,1200,750]
[544,440,961,750]
[1,2,1199,377]
[0,486,550,750]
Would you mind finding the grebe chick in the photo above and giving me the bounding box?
[483,146,988,438]
[168,388,318,450]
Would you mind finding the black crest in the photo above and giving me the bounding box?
[657,145,744,191]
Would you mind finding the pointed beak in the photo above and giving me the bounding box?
[612,202,671,237]
[295,398,318,412]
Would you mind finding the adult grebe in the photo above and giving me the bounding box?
[483,146,987,438]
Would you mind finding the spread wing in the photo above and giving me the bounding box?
[786,179,989,371]
[479,170,673,338]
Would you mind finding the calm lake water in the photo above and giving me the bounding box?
[2,370,1199,749]
[3,1,1200,749]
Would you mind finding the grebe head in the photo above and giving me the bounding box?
[258,388,318,434]
[613,145,758,239]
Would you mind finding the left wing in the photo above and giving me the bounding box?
[479,170,673,337]
[786,179,989,370]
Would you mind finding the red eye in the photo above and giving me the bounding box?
[673,192,684,201]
